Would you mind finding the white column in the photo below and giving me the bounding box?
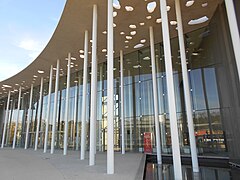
[159,0,183,179]
[43,66,53,153]
[1,91,11,148]
[107,0,114,174]
[89,4,98,166]
[12,86,22,149]
[73,82,78,149]
[175,0,199,172]
[120,50,125,154]
[51,60,60,154]
[35,77,44,151]
[25,84,34,149]
[76,74,81,151]
[80,30,89,160]
[128,70,133,151]
[224,0,240,81]
[98,65,103,151]
[63,53,71,155]
[149,26,162,164]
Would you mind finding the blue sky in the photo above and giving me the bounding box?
[0,0,66,81]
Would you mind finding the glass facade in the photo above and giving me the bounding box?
[0,1,239,165]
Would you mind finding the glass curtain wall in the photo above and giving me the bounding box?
[0,2,239,160]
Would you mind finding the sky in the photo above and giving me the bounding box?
[0,0,66,81]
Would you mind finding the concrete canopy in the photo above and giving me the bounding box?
[0,0,221,98]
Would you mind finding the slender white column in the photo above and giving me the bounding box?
[224,0,240,81]
[149,26,162,164]
[1,91,11,148]
[51,60,60,154]
[120,50,125,154]
[107,0,114,174]
[159,0,183,179]
[89,4,98,166]
[63,53,71,155]
[35,77,44,151]
[175,0,199,172]
[43,66,53,153]
[12,86,22,149]
[98,65,103,151]
[25,84,34,149]
[76,74,81,151]
[73,82,78,149]
[80,30,89,160]
[128,70,133,151]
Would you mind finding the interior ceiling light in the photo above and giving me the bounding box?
[143,56,150,60]
[113,11,117,17]
[130,31,137,35]
[15,83,19,86]
[167,6,171,11]
[80,54,85,59]
[188,16,209,25]
[170,21,177,25]
[146,16,152,20]
[79,50,84,53]
[2,84,12,88]
[140,39,146,43]
[156,18,162,23]
[113,23,116,27]
[113,0,121,9]
[126,36,133,40]
[102,49,107,52]
[38,70,44,74]
[134,44,144,49]
[186,1,194,7]
[125,6,134,12]
[33,75,38,78]
[120,31,125,35]
[125,46,129,48]
[139,22,145,26]
[147,2,157,13]
[71,57,76,60]
[202,3,208,7]
[129,24,136,29]
[102,31,107,34]
[125,40,129,43]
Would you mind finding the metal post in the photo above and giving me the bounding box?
[175,0,199,172]
[25,84,34,149]
[1,91,11,148]
[73,82,78,149]
[51,60,60,154]
[120,50,125,154]
[44,66,53,153]
[98,65,103,152]
[63,53,71,155]
[35,77,44,151]
[89,4,98,166]
[107,0,114,174]
[12,86,22,149]
[149,26,162,164]
[76,74,81,151]
[159,0,183,179]
[224,0,240,81]
[81,30,89,160]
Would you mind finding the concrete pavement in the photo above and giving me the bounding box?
[0,148,145,180]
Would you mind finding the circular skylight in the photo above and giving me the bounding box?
[129,24,137,29]
[186,1,194,7]
[134,44,144,49]
[147,2,157,13]
[125,6,134,12]
[130,31,137,35]
[156,18,162,23]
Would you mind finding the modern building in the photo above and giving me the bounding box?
[0,0,239,179]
